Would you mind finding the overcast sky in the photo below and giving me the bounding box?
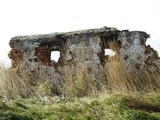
[0,0,160,65]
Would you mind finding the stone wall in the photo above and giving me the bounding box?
[8,27,160,84]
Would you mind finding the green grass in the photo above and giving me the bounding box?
[1,93,160,120]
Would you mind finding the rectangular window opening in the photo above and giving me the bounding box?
[51,51,60,62]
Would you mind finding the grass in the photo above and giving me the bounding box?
[0,65,36,99]
[1,93,160,120]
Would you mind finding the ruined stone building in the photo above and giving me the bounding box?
[8,27,160,84]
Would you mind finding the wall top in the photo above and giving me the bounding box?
[10,26,121,42]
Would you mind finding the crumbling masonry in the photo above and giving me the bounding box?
[9,27,160,84]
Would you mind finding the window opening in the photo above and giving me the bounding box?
[105,49,116,57]
[51,51,60,62]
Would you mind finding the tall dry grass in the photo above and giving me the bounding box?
[0,65,35,99]
[59,65,107,97]
[59,55,160,97]
[106,56,160,94]
[0,41,160,99]
[105,41,160,94]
